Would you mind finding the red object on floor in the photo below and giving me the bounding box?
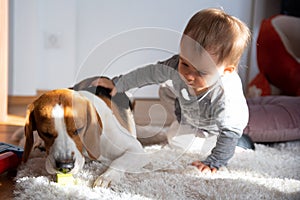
[0,151,21,174]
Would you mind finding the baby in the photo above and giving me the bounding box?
[92,8,252,173]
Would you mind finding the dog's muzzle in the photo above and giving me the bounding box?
[55,159,75,173]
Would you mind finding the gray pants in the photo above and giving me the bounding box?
[158,85,217,154]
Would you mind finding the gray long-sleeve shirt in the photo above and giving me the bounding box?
[113,55,249,169]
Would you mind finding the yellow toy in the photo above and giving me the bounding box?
[56,173,77,186]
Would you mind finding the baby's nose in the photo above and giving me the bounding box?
[185,73,195,81]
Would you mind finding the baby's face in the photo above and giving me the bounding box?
[179,35,220,95]
[178,56,208,93]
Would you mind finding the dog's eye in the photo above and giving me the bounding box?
[74,127,83,135]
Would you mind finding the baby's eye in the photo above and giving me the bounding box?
[183,62,189,67]
[198,71,207,76]
[180,62,189,68]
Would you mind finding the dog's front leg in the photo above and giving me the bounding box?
[93,166,122,188]
[93,151,149,188]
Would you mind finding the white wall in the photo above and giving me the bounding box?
[75,0,253,98]
[10,0,76,96]
[10,0,39,96]
[9,0,279,98]
[248,0,281,83]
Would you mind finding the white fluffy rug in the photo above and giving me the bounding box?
[14,135,300,200]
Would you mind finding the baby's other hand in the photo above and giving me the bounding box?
[91,77,117,96]
[91,77,114,89]
[191,160,217,173]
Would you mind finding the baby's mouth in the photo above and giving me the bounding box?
[187,82,195,87]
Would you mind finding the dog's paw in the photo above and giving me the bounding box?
[93,175,112,188]
[93,168,122,188]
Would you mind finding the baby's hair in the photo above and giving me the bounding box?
[183,8,251,68]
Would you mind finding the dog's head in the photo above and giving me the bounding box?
[23,89,102,174]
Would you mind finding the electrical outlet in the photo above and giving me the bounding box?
[44,32,62,49]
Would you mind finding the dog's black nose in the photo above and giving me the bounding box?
[56,160,75,173]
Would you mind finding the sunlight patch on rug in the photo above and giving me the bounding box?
[14,141,300,200]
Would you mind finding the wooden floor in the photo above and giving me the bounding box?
[0,105,27,200]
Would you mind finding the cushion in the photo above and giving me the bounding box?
[256,15,300,96]
[247,73,271,97]
[244,96,300,142]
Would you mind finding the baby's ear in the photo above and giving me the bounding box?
[223,65,235,74]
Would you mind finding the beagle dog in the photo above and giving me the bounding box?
[23,77,149,187]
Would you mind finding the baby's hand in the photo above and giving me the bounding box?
[191,160,217,173]
[91,77,114,89]
[91,77,117,96]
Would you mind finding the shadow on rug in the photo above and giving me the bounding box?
[14,140,300,200]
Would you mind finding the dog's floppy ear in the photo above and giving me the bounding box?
[23,103,36,162]
[81,101,102,160]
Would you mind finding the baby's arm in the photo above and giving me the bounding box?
[197,82,247,171]
[91,55,180,93]
[90,65,171,96]
[191,133,239,173]
[201,133,239,169]
[113,64,179,93]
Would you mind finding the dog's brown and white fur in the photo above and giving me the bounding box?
[23,80,148,187]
